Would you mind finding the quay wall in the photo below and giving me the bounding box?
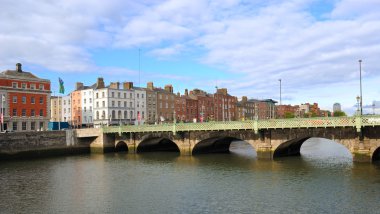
[0,130,90,160]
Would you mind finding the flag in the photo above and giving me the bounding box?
[58,78,65,94]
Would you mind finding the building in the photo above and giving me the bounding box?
[155,85,175,123]
[175,89,198,122]
[50,96,61,122]
[333,103,341,112]
[189,89,214,122]
[254,99,277,119]
[145,82,157,124]
[236,96,257,120]
[0,63,51,131]
[61,95,71,123]
[277,104,298,118]
[213,88,237,121]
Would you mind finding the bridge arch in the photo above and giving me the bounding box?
[372,147,380,162]
[137,137,180,153]
[272,137,353,159]
[115,141,128,152]
[192,136,256,155]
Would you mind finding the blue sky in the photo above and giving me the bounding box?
[1,0,380,115]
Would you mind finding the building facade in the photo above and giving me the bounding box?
[50,96,61,122]
[156,85,175,123]
[175,89,198,122]
[0,63,51,131]
[61,95,71,123]
[236,96,257,120]
[145,82,157,124]
[189,89,214,122]
[213,88,237,121]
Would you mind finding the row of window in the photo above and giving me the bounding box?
[11,121,45,131]
[12,82,45,90]
[12,109,44,117]
[95,92,145,99]
[95,110,145,120]
[13,96,44,104]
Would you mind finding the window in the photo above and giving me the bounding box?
[64,100,66,105]
[96,111,99,120]
[40,109,43,116]
[22,96,26,104]
[39,97,43,104]
[22,109,26,116]
[96,93,99,98]
[112,101,115,107]
[40,122,44,130]
[130,102,132,108]
[22,122,27,130]
[84,107,87,112]
[84,116,87,123]
[84,92,86,96]
[21,83,26,89]
[64,108,66,114]
[102,92,105,98]
[31,109,35,116]
[13,96,17,103]
[39,84,44,90]
[89,116,92,122]
[89,98,92,103]
[130,93,132,98]
[90,106,92,112]
[124,93,126,98]
[96,102,99,108]
[12,122,17,131]
[137,93,139,98]
[31,97,35,104]
[124,101,127,107]
[118,92,120,98]
[31,122,35,130]
[118,101,121,107]
[12,82,18,88]
[12,109,16,116]
[142,111,145,119]
[84,99,86,104]
[137,102,139,108]
[30,84,36,89]
[102,101,105,107]
[142,94,144,98]
[112,92,114,97]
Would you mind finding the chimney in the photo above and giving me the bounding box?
[242,96,247,102]
[164,84,173,93]
[96,77,105,89]
[185,89,188,96]
[16,63,22,72]
[123,82,133,90]
[75,82,84,90]
[147,82,154,90]
[110,82,120,89]
[217,88,228,95]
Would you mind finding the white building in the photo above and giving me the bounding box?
[134,87,146,125]
[61,95,71,123]
[81,88,94,126]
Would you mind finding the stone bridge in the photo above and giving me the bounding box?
[75,116,380,163]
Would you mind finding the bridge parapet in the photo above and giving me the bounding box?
[102,115,380,134]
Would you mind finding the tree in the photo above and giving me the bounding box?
[284,112,295,118]
[333,111,347,117]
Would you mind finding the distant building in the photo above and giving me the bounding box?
[50,96,61,122]
[277,104,298,118]
[214,88,237,121]
[0,63,51,131]
[189,89,214,122]
[236,96,257,120]
[333,103,341,112]
[373,101,380,115]
[175,89,198,122]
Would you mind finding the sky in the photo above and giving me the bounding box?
[1,0,380,115]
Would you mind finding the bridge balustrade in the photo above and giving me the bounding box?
[102,115,380,134]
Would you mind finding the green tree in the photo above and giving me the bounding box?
[284,112,295,118]
[333,111,346,117]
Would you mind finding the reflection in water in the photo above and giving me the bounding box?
[0,138,379,213]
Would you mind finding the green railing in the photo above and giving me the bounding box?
[102,115,380,134]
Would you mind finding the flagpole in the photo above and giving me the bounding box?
[58,95,60,130]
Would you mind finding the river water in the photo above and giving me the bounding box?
[1,138,379,214]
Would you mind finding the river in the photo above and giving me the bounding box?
[1,138,379,213]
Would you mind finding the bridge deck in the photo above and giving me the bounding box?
[102,115,380,134]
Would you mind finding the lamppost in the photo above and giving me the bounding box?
[278,79,282,105]
[356,95,360,115]
[359,60,363,115]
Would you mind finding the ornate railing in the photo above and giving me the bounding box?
[102,115,380,134]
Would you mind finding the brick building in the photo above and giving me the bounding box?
[277,104,298,118]
[175,89,198,122]
[213,88,237,121]
[0,63,50,131]
[236,96,257,120]
[189,89,214,122]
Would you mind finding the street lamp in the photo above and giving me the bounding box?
[359,60,363,115]
[278,79,282,105]
[356,95,360,115]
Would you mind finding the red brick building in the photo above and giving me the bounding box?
[189,89,214,122]
[175,89,198,122]
[0,63,51,131]
[213,88,237,121]
[277,104,298,118]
